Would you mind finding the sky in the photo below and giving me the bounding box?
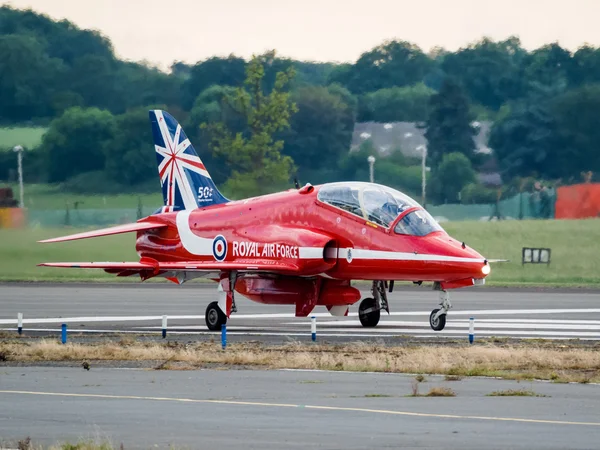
[4,0,600,68]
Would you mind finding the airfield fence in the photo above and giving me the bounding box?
[21,191,557,228]
[427,190,556,222]
[27,207,160,227]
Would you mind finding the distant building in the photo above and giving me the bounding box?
[351,121,500,186]
[350,121,493,158]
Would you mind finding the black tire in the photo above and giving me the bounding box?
[358,297,380,327]
[429,309,446,331]
[205,301,227,331]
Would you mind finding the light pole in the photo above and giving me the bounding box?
[367,155,375,183]
[417,145,427,206]
[12,145,24,208]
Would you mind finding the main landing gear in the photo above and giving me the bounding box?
[205,301,227,331]
[205,271,238,331]
[358,281,389,327]
[358,281,452,332]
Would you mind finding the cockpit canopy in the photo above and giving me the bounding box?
[318,182,444,237]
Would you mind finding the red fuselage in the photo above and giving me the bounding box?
[135,184,488,313]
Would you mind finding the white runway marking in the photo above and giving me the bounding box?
[2,308,600,325]
[2,308,600,339]
[2,389,599,427]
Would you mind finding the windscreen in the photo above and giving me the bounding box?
[318,182,421,227]
[362,186,417,227]
[394,209,444,236]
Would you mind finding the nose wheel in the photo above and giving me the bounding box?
[429,309,446,331]
[429,290,451,331]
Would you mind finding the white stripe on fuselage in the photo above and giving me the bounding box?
[176,210,213,256]
[338,247,484,263]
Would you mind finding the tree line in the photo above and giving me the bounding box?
[2,6,600,204]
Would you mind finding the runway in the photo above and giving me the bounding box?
[1,367,600,449]
[2,283,600,341]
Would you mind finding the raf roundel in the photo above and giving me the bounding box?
[212,235,228,261]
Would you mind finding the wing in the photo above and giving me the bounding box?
[38,259,303,278]
[38,221,167,243]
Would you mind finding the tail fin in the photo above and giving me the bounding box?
[149,110,228,211]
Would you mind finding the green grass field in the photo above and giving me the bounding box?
[8,184,163,210]
[0,219,599,285]
[0,127,47,149]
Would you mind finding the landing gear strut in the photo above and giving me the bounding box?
[358,281,389,327]
[429,289,451,331]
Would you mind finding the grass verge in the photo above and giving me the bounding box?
[1,219,600,285]
[0,126,47,148]
[3,436,115,450]
[2,340,600,383]
[487,389,549,397]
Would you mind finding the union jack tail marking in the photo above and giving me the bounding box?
[149,110,228,210]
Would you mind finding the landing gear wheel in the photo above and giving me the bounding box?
[205,301,227,331]
[358,297,380,327]
[429,309,446,331]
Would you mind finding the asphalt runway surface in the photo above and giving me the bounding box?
[2,367,600,449]
[2,283,600,341]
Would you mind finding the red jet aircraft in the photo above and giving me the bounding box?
[40,110,492,332]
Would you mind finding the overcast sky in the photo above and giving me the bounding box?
[4,0,600,68]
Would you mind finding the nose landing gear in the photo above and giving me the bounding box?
[429,290,451,331]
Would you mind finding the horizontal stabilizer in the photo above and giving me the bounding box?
[38,221,167,243]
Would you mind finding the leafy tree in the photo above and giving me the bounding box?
[489,93,556,178]
[569,46,600,87]
[293,61,335,86]
[424,79,476,167]
[189,85,240,127]
[489,82,600,180]
[0,6,115,64]
[116,61,182,112]
[202,52,297,197]
[359,83,434,122]
[103,107,157,186]
[283,84,356,179]
[550,84,600,177]
[182,56,246,110]
[522,43,572,91]
[432,152,476,203]
[0,34,64,120]
[329,40,433,94]
[441,37,526,110]
[41,107,115,182]
[68,54,118,111]
[186,85,241,185]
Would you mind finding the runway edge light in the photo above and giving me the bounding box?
[469,317,475,344]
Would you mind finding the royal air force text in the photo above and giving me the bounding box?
[232,241,299,259]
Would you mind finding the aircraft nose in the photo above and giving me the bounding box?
[432,234,490,279]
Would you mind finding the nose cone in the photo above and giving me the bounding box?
[428,233,490,280]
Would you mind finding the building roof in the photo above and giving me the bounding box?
[351,121,493,158]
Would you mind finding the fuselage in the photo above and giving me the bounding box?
[136,182,488,287]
